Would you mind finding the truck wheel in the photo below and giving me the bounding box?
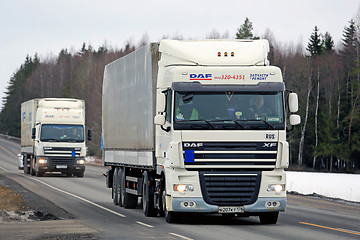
[162,187,177,223]
[259,212,279,224]
[23,156,30,174]
[30,158,35,176]
[77,172,84,178]
[120,167,137,209]
[36,171,44,177]
[142,171,157,217]
[112,168,119,205]
[117,168,123,207]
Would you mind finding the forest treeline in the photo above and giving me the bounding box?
[1,15,360,173]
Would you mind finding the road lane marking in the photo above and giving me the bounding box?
[169,232,194,240]
[299,222,360,236]
[28,176,127,218]
[0,145,17,159]
[136,221,154,228]
[0,166,9,172]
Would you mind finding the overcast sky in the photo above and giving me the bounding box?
[0,0,359,108]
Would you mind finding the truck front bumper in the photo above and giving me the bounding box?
[170,197,286,213]
[37,164,85,174]
[35,156,85,174]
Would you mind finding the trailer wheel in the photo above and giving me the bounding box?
[259,212,279,224]
[112,168,119,205]
[120,167,137,209]
[117,168,123,207]
[142,171,157,217]
[162,185,177,223]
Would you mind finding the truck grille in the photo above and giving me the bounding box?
[183,142,277,170]
[50,157,76,165]
[199,171,261,206]
[44,147,81,157]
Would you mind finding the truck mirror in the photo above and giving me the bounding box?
[88,129,92,141]
[290,114,301,126]
[288,93,298,113]
[156,93,166,113]
[154,115,166,125]
[31,128,36,139]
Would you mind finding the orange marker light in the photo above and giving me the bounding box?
[218,52,221,57]
[224,52,228,57]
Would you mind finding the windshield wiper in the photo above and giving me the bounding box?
[41,138,57,142]
[241,119,274,129]
[208,119,245,129]
[179,119,216,129]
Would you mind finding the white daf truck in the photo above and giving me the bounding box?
[102,39,300,223]
[21,98,91,177]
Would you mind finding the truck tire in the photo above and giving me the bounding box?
[77,172,84,178]
[117,168,123,207]
[120,167,137,209]
[142,171,157,217]
[259,212,279,224]
[23,156,30,174]
[30,158,35,176]
[36,170,44,177]
[112,168,119,205]
[162,185,177,223]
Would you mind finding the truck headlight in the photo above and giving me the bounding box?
[77,159,85,164]
[38,159,47,164]
[267,184,285,192]
[173,184,194,192]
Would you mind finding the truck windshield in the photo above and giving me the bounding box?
[173,91,284,130]
[40,124,84,142]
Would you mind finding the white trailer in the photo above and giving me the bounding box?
[102,40,300,223]
[21,98,91,177]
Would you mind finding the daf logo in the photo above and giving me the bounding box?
[184,143,204,148]
[263,143,277,148]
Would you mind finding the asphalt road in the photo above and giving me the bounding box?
[1,136,360,240]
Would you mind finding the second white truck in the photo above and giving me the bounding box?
[102,39,300,223]
[21,98,91,177]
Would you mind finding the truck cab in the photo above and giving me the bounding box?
[154,40,300,223]
[21,98,89,177]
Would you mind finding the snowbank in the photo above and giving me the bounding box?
[286,171,360,202]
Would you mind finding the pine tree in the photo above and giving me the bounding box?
[307,26,324,56]
[342,20,357,48]
[235,17,259,40]
[323,32,334,52]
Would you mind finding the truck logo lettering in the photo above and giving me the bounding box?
[250,74,269,81]
[190,74,212,80]
[263,143,277,148]
[184,143,204,148]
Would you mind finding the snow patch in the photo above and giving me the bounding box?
[286,171,360,202]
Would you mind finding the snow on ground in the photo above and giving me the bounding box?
[286,171,360,202]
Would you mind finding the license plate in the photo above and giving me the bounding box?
[218,206,244,213]
[56,165,67,169]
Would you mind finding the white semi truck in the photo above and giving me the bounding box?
[21,98,91,177]
[102,39,300,223]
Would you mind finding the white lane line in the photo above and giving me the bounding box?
[169,232,194,240]
[0,166,9,172]
[136,221,154,228]
[28,176,127,218]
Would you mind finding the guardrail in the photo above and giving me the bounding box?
[0,133,20,143]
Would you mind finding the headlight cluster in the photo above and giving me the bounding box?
[173,184,194,192]
[38,159,47,164]
[77,159,85,164]
[267,184,285,192]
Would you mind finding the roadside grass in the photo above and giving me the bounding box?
[0,183,27,211]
